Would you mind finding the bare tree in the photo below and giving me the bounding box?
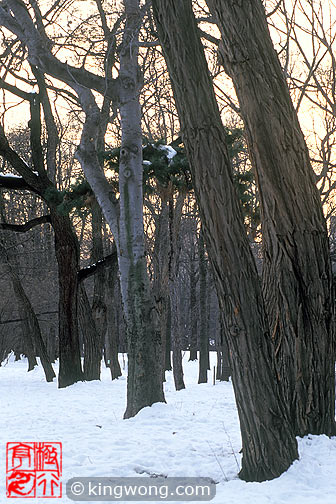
[0,0,165,415]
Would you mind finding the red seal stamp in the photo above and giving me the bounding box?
[6,442,62,498]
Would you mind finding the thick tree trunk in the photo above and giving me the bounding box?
[51,211,83,388]
[119,0,164,418]
[152,0,298,481]
[209,0,336,437]
[78,282,101,381]
[198,229,208,383]
[0,99,83,388]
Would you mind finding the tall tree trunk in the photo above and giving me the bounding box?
[165,295,172,372]
[51,211,83,388]
[188,254,198,361]
[0,75,83,389]
[152,0,298,481]
[91,200,106,360]
[168,192,186,391]
[209,0,336,437]
[198,229,208,383]
[170,281,185,391]
[119,0,164,418]
[152,196,171,379]
[78,282,101,381]
[105,253,122,380]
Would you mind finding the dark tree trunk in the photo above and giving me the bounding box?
[152,197,171,379]
[105,306,122,380]
[91,201,106,355]
[51,211,83,388]
[105,255,122,380]
[209,0,336,437]
[220,340,231,382]
[48,325,57,363]
[78,282,101,381]
[216,313,231,382]
[168,192,186,391]
[170,284,185,391]
[188,256,198,361]
[0,96,83,388]
[152,0,298,481]
[165,295,172,372]
[24,333,38,372]
[216,350,221,381]
[198,229,208,383]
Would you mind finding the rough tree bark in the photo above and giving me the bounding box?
[152,0,298,481]
[30,95,82,388]
[50,211,83,387]
[208,0,336,437]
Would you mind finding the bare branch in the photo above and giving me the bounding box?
[0,126,43,193]
[0,173,38,192]
[0,214,51,232]
[0,1,120,101]
[78,248,117,283]
[198,28,219,46]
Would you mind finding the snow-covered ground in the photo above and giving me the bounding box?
[1,353,335,504]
